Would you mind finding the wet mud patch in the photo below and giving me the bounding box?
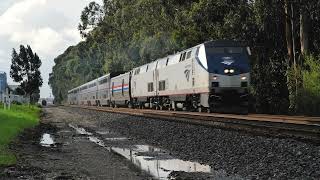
[2,107,152,179]
[1,123,59,179]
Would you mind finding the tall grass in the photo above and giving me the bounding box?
[0,104,40,166]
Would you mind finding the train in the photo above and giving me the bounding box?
[68,40,251,113]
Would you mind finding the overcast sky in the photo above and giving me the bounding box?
[0,0,102,98]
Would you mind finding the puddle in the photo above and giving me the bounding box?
[88,136,106,147]
[69,124,93,135]
[96,131,111,135]
[111,145,213,179]
[40,133,56,147]
[70,125,241,179]
[87,135,214,179]
[105,137,128,141]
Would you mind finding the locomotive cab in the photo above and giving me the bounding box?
[197,41,251,112]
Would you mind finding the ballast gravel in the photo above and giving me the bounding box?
[67,107,320,179]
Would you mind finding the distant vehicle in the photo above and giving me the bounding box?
[68,40,251,113]
[42,99,47,106]
[38,98,54,106]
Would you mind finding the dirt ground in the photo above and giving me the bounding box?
[3,106,316,179]
[1,107,152,180]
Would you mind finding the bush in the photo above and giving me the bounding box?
[251,52,289,114]
[296,55,320,115]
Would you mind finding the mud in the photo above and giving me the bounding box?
[1,107,150,180]
[0,107,220,180]
[5,106,315,179]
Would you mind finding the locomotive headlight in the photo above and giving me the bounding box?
[229,69,235,73]
[224,69,229,73]
[241,76,247,80]
[213,76,218,80]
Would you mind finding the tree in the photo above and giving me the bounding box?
[78,1,105,38]
[10,45,43,103]
[49,0,320,113]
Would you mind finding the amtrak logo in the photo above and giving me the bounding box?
[221,57,234,66]
[184,69,191,82]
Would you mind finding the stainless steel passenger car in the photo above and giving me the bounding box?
[110,72,131,107]
[96,74,112,106]
[78,79,98,106]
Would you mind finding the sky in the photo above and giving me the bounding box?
[0,0,102,98]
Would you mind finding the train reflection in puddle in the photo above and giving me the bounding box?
[69,124,217,179]
[111,145,212,179]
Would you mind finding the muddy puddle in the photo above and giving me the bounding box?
[69,124,240,179]
[40,133,56,147]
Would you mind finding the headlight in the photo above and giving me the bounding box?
[241,76,247,80]
[213,76,218,80]
[230,69,235,73]
[224,69,229,73]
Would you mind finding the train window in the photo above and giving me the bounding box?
[179,52,186,62]
[159,81,166,91]
[148,82,154,92]
[186,51,192,59]
[99,78,108,85]
[196,47,200,56]
[146,65,149,72]
[135,68,140,75]
[166,58,169,66]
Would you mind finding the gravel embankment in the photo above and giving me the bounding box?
[67,107,320,179]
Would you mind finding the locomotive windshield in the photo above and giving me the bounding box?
[205,46,250,75]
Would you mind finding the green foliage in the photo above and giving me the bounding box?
[49,0,320,115]
[0,104,40,166]
[294,55,320,115]
[287,63,303,113]
[251,53,289,114]
[10,45,43,103]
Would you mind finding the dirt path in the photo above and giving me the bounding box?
[1,107,150,180]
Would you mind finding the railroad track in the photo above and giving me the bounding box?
[69,105,320,142]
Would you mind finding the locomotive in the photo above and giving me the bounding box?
[68,40,251,113]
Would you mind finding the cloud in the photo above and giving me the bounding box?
[0,0,102,97]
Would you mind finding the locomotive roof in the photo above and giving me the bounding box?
[204,40,246,47]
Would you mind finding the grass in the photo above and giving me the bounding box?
[0,104,40,166]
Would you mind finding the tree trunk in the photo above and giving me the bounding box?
[285,0,293,63]
[300,9,309,55]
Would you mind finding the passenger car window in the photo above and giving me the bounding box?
[159,81,166,91]
[186,51,192,59]
[180,52,186,62]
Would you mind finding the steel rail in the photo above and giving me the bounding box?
[69,105,320,142]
